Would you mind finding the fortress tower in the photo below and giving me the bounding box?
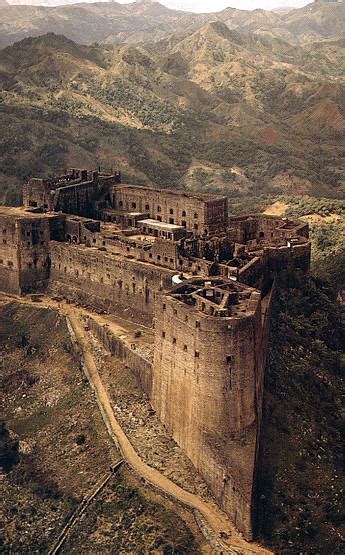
[152,277,265,539]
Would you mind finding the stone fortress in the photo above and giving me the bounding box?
[0,168,310,541]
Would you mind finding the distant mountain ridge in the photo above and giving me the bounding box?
[0,24,344,204]
[0,1,344,48]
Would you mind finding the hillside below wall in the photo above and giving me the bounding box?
[87,317,152,397]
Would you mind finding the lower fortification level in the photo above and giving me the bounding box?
[0,170,311,541]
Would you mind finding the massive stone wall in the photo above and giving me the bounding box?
[52,179,103,218]
[48,242,176,324]
[17,217,51,293]
[151,280,264,540]
[0,196,312,543]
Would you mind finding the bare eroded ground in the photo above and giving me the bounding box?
[0,300,208,553]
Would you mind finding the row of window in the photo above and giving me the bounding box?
[162,303,202,327]
[148,253,174,264]
[161,331,200,356]
[160,332,234,364]
[118,200,198,219]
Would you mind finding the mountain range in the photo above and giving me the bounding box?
[1,1,344,48]
[0,2,344,203]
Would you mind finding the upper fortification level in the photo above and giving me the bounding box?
[23,170,226,237]
[167,277,259,319]
[228,214,309,246]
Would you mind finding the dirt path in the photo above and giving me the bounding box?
[1,293,271,554]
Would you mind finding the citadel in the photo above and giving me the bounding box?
[0,168,311,541]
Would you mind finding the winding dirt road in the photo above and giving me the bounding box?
[1,293,271,555]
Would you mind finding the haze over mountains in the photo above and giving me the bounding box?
[0,1,344,203]
[1,1,344,48]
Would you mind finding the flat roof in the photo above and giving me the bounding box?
[138,218,185,231]
[114,183,226,202]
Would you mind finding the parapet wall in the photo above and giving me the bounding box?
[87,317,152,397]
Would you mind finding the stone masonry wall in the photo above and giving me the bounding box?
[0,213,20,294]
[111,185,227,235]
[48,242,176,324]
[87,317,153,397]
[151,290,264,540]
[17,218,51,293]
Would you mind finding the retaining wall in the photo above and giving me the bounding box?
[87,317,153,397]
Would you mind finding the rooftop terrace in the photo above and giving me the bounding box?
[168,278,260,318]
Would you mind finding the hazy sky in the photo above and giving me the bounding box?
[6,0,312,13]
